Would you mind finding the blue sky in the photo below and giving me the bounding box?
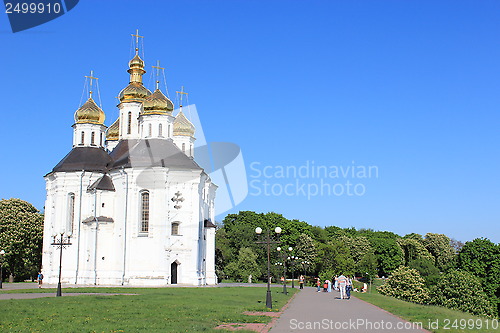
[1,0,499,243]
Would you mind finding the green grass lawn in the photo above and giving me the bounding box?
[353,279,499,333]
[0,287,297,332]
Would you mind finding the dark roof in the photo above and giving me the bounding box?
[88,175,115,192]
[82,216,114,223]
[204,219,216,228]
[50,139,201,176]
[51,147,112,173]
[109,139,202,171]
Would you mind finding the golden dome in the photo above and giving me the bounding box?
[106,118,119,141]
[129,54,144,69]
[142,89,174,115]
[119,82,152,102]
[74,97,105,125]
[173,111,195,137]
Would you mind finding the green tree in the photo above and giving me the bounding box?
[0,198,44,281]
[225,247,261,282]
[310,225,330,243]
[424,233,456,271]
[369,237,404,277]
[398,238,434,265]
[316,240,354,277]
[458,238,500,316]
[294,233,317,264]
[356,252,378,280]
[403,233,423,241]
[378,266,430,304]
[408,258,440,285]
[430,270,495,317]
[341,235,373,265]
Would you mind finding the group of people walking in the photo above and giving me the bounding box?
[315,275,353,299]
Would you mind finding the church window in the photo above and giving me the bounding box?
[127,112,132,134]
[100,133,103,146]
[168,125,171,137]
[182,143,185,153]
[68,193,75,232]
[140,191,150,233]
[190,145,192,156]
[91,132,96,145]
[171,222,179,235]
[80,131,85,145]
[148,123,152,137]
[159,124,163,137]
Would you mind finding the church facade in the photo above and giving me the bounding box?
[41,41,217,286]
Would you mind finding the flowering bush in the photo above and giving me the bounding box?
[377,266,430,304]
[430,270,495,317]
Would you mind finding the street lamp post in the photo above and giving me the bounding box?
[277,246,292,295]
[255,226,281,309]
[0,250,5,289]
[289,256,298,288]
[301,260,310,276]
[51,231,72,297]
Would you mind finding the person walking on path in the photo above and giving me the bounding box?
[37,271,43,289]
[316,277,321,292]
[327,279,332,292]
[338,274,347,299]
[299,275,304,289]
[346,276,352,299]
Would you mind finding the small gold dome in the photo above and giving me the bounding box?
[106,118,119,141]
[173,111,195,137]
[143,89,174,115]
[74,97,105,125]
[129,54,144,69]
[119,82,152,102]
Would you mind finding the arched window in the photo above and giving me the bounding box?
[171,222,179,235]
[91,132,95,145]
[159,124,163,137]
[182,143,185,153]
[168,125,171,137]
[80,131,85,145]
[190,145,192,156]
[148,123,152,137]
[140,191,149,233]
[68,193,75,232]
[127,112,132,134]
[100,133,103,146]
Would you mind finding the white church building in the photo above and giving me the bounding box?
[41,36,218,286]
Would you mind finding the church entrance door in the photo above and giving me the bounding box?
[171,262,178,284]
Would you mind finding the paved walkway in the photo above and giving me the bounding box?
[271,287,429,332]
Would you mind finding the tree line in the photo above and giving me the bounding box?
[216,211,500,317]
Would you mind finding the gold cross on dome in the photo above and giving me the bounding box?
[152,60,164,90]
[176,86,188,107]
[131,29,144,54]
[84,70,98,98]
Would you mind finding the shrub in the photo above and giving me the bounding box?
[430,270,495,317]
[408,258,440,285]
[377,266,430,304]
